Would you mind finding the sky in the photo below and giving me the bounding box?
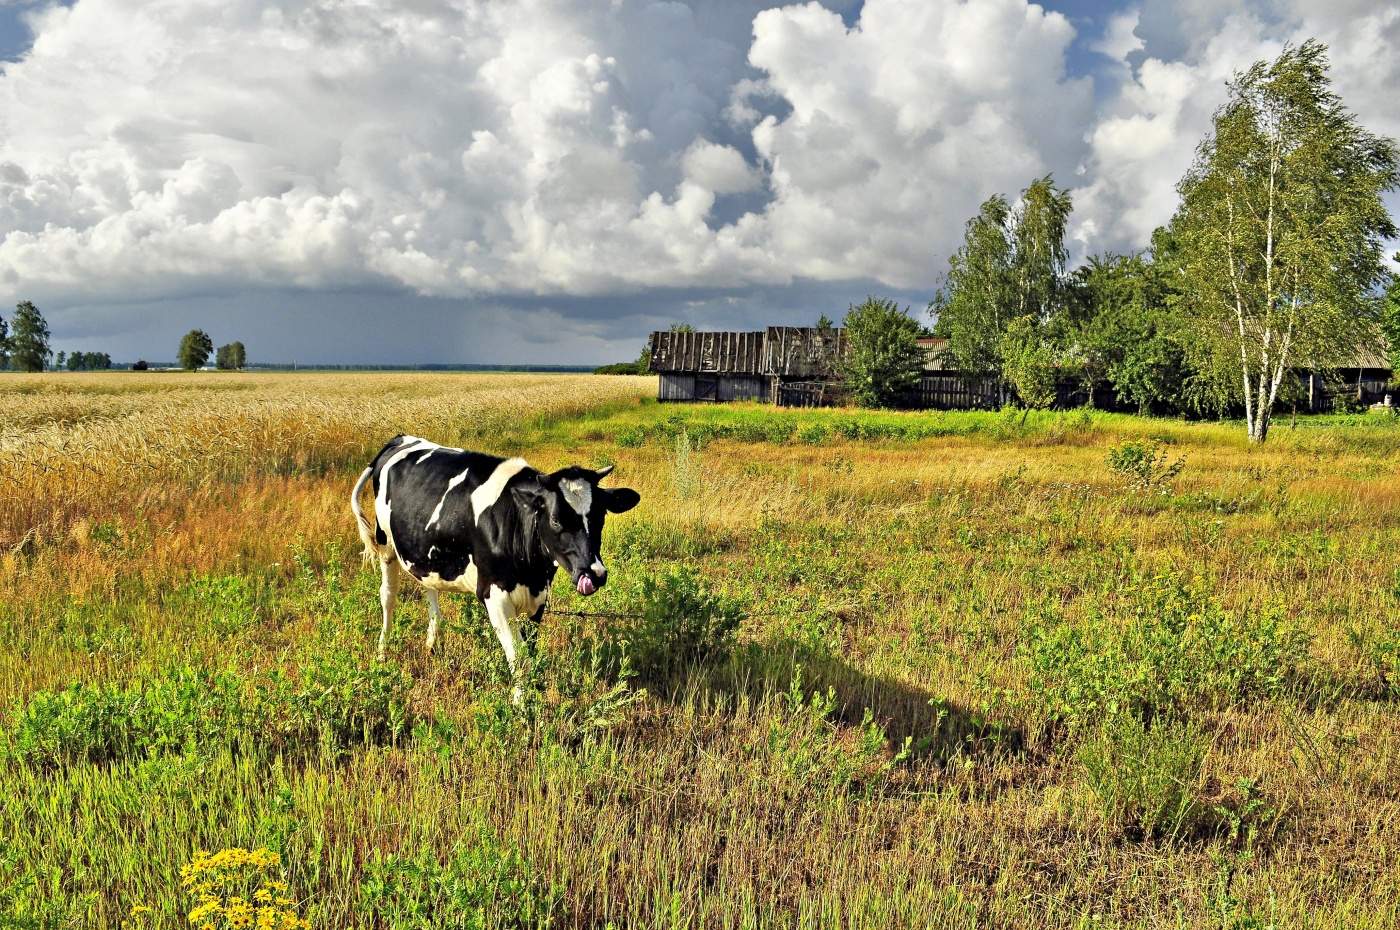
[0,1,1397,366]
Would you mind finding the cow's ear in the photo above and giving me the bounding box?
[509,481,547,512]
[603,487,640,513]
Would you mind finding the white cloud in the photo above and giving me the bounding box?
[1073,2,1400,258]
[0,0,1395,312]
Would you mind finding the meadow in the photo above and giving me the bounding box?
[1,371,1399,929]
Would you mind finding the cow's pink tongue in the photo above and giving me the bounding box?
[577,575,596,596]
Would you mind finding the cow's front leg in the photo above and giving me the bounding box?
[483,586,525,703]
[425,589,443,653]
[377,559,401,659]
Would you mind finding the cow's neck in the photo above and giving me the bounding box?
[503,505,557,589]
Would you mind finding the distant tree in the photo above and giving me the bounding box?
[215,344,234,370]
[1013,175,1074,321]
[669,323,695,333]
[132,359,149,371]
[8,301,51,372]
[1068,251,1189,413]
[0,311,8,369]
[816,313,835,331]
[1383,260,1400,375]
[1000,317,1061,409]
[1172,40,1399,442]
[843,297,924,407]
[932,194,1015,377]
[66,352,82,371]
[178,329,214,370]
[56,350,67,370]
[932,176,1072,393]
[228,341,246,370]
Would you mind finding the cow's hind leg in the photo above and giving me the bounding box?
[425,589,444,653]
[483,587,525,703]
[377,558,401,659]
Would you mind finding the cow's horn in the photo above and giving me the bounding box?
[595,464,615,479]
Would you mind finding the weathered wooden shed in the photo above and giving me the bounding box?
[650,330,769,402]
[649,325,1004,408]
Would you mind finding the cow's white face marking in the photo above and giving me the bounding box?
[471,458,530,524]
[560,477,592,532]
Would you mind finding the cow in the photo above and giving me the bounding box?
[350,435,639,698]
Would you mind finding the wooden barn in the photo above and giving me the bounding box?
[648,326,999,408]
[650,330,769,402]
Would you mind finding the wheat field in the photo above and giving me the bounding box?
[2,371,1399,929]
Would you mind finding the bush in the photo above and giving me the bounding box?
[358,833,557,929]
[1106,439,1185,495]
[284,650,414,755]
[765,667,912,797]
[1078,712,1208,839]
[842,297,925,407]
[589,566,743,684]
[4,667,257,767]
[1025,575,1311,731]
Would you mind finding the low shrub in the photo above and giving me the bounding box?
[586,566,743,685]
[4,667,257,767]
[1025,575,1311,731]
[283,649,414,755]
[358,832,558,930]
[1078,713,1208,839]
[1106,439,1185,495]
[765,667,912,797]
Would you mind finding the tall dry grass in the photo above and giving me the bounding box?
[0,372,652,549]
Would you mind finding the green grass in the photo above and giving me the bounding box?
[3,377,1400,928]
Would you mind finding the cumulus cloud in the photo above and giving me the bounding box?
[1072,1,1400,257]
[0,0,1395,316]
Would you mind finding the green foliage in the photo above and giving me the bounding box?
[178,329,215,370]
[1105,439,1186,495]
[933,194,1015,377]
[215,341,246,370]
[999,317,1060,409]
[3,667,258,767]
[766,667,912,797]
[284,649,414,755]
[933,176,1072,391]
[1172,40,1399,442]
[589,565,743,685]
[7,301,50,372]
[0,310,8,369]
[593,360,647,375]
[1067,252,1189,413]
[64,350,113,371]
[132,359,149,371]
[359,833,558,929]
[1384,270,1400,374]
[842,296,924,407]
[1078,712,1208,839]
[1025,575,1311,730]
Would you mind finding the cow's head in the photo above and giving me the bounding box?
[513,464,639,595]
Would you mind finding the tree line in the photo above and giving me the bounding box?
[0,302,249,372]
[856,40,1400,443]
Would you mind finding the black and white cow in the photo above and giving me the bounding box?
[351,435,639,695]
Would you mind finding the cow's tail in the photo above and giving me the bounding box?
[350,466,386,564]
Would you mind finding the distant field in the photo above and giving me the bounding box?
[2,372,1400,928]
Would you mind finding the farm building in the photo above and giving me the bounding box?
[649,327,1395,412]
[649,326,1000,409]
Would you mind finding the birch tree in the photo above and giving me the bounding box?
[1173,40,1398,442]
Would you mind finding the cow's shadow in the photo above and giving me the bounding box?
[677,639,1023,766]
